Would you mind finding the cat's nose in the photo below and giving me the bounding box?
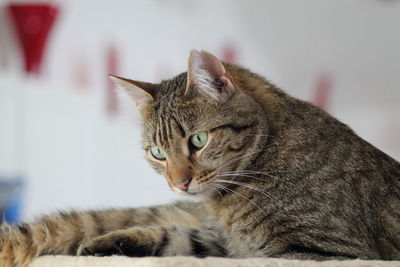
[173,177,192,191]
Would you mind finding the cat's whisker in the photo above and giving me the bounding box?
[221,170,292,175]
[219,170,296,186]
[212,183,264,212]
[218,173,266,181]
[209,184,224,198]
[218,173,296,188]
[215,179,282,205]
[220,171,278,178]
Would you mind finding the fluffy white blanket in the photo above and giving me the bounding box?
[29,256,400,267]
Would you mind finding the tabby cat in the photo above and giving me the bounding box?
[1,50,400,266]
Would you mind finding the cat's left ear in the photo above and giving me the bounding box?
[184,50,234,103]
[109,74,157,109]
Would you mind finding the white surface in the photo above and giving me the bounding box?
[28,256,400,267]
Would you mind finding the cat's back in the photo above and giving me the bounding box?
[284,96,400,260]
[230,63,400,259]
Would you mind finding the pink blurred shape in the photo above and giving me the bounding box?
[221,44,237,63]
[106,44,119,115]
[313,74,333,111]
[72,56,90,89]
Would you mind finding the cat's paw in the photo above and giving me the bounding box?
[77,229,155,257]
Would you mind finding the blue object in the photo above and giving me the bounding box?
[0,177,24,223]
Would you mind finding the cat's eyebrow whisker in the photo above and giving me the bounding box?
[215,179,282,205]
[212,183,264,212]
[214,142,279,171]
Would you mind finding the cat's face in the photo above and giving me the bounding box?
[142,86,260,198]
[111,50,264,198]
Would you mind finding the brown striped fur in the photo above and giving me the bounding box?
[1,50,400,266]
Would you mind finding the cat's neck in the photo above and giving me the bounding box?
[226,63,294,127]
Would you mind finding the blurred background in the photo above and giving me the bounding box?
[0,0,399,221]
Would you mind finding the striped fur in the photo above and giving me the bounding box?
[1,50,400,266]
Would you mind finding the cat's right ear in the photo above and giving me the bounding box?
[184,50,234,103]
[109,75,157,109]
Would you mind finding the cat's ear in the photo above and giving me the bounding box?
[109,75,157,109]
[184,50,234,103]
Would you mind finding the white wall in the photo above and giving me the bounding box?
[0,0,399,220]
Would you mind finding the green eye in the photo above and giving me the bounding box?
[190,132,208,149]
[150,146,166,160]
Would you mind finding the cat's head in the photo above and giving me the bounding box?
[111,50,266,199]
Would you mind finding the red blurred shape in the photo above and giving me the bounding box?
[8,3,59,75]
[313,74,333,111]
[106,44,119,115]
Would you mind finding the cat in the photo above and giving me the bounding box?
[1,50,400,267]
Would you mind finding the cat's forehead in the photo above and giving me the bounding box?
[152,72,204,124]
[147,100,202,133]
[151,73,188,116]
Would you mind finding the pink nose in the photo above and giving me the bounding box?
[174,177,192,191]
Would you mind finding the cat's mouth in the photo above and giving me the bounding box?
[170,171,220,198]
[172,180,216,198]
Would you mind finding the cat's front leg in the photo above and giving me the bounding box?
[77,225,228,257]
[0,202,203,266]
